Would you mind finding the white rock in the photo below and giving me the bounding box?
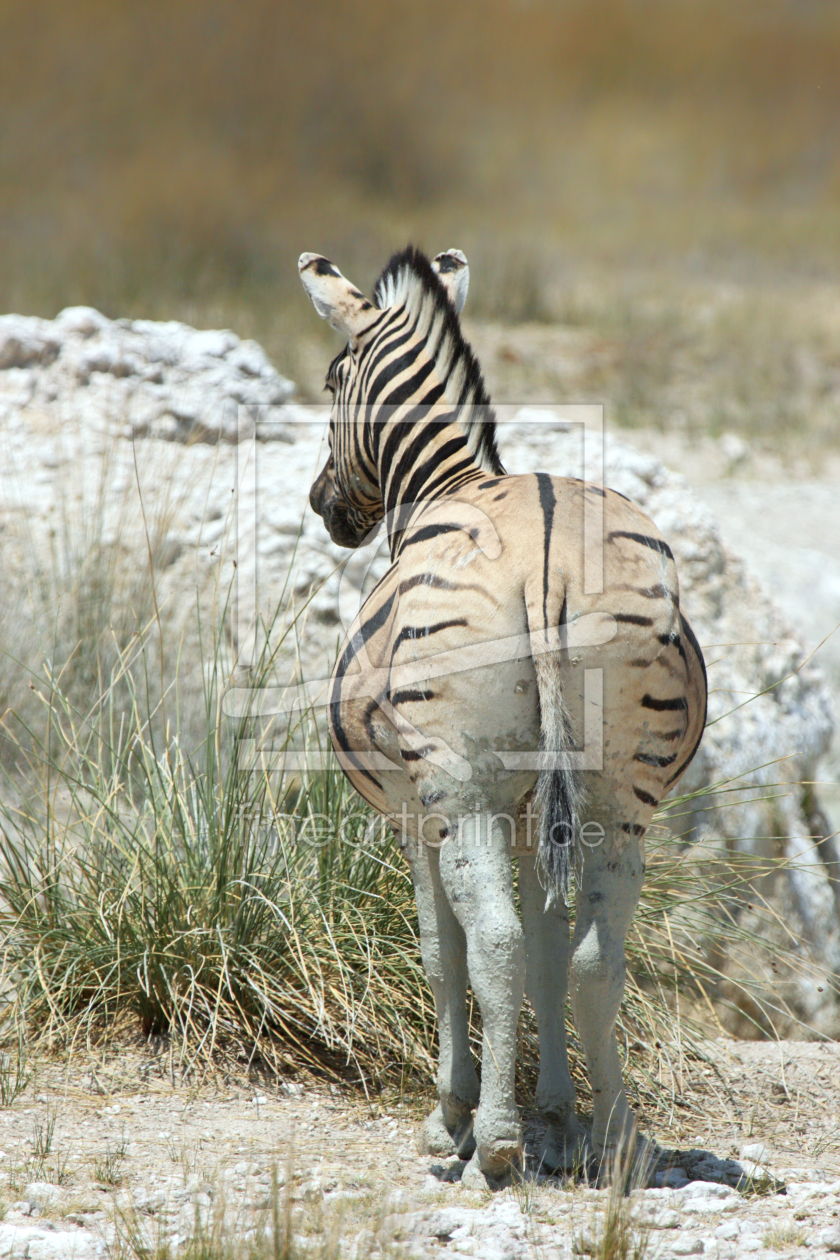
[27,1232,102,1259]
[817,1225,840,1253]
[55,306,110,336]
[719,432,750,466]
[678,1182,737,1200]
[739,1142,772,1165]
[669,1237,705,1256]
[681,1196,741,1215]
[0,307,293,444]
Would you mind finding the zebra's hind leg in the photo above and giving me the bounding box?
[518,855,591,1173]
[568,801,646,1163]
[406,837,478,1159]
[438,812,525,1186]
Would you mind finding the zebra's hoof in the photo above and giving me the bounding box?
[416,1100,476,1159]
[538,1122,592,1174]
[460,1142,523,1190]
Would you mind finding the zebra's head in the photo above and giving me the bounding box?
[300,246,501,550]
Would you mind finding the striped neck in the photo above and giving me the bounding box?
[365,246,504,554]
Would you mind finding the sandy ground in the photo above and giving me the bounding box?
[1,1040,839,1258]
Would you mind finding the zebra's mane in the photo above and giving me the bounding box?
[373,246,504,477]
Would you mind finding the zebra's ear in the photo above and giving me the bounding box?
[298,253,379,343]
[432,249,469,316]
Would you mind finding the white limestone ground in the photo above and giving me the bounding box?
[0,1043,839,1259]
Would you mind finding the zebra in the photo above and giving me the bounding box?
[298,244,707,1186]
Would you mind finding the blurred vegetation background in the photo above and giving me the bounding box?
[1,0,839,436]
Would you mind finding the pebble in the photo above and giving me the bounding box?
[669,1237,705,1256]
[819,1225,840,1254]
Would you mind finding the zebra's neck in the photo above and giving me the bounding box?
[375,409,491,556]
[367,246,505,555]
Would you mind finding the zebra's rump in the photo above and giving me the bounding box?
[327,473,707,835]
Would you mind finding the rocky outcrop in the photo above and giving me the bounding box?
[0,307,294,443]
[0,311,836,1032]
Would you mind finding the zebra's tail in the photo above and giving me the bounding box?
[531,648,584,907]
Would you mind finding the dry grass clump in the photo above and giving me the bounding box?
[0,608,435,1087]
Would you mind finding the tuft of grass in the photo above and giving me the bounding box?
[26,1106,73,1184]
[763,1224,809,1251]
[572,1139,654,1259]
[94,1131,128,1187]
[0,572,435,1088]
[0,1042,31,1107]
[31,1105,56,1162]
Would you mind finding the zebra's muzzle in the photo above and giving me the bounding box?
[322,502,366,549]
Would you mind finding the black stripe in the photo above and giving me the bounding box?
[330,590,398,783]
[401,747,431,762]
[663,614,708,786]
[634,751,678,767]
[415,451,478,504]
[633,787,660,807]
[535,473,556,630]
[615,613,654,627]
[641,694,688,712]
[621,823,646,836]
[608,530,674,560]
[379,355,439,409]
[398,572,463,595]
[391,689,434,705]
[357,306,412,374]
[657,630,687,662]
[390,617,468,660]
[586,485,607,497]
[389,432,467,525]
[400,522,463,549]
[680,612,705,666]
[362,699,381,749]
[366,340,424,404]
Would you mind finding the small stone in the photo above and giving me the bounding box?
[670,1237,704,1256]
[632,1205,681,1229]
[818,1225,840,1253]
[279,1081,305,1098]
[678,1182,735,1200]
[720,432,750,466]
[739,1141,771,1165]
